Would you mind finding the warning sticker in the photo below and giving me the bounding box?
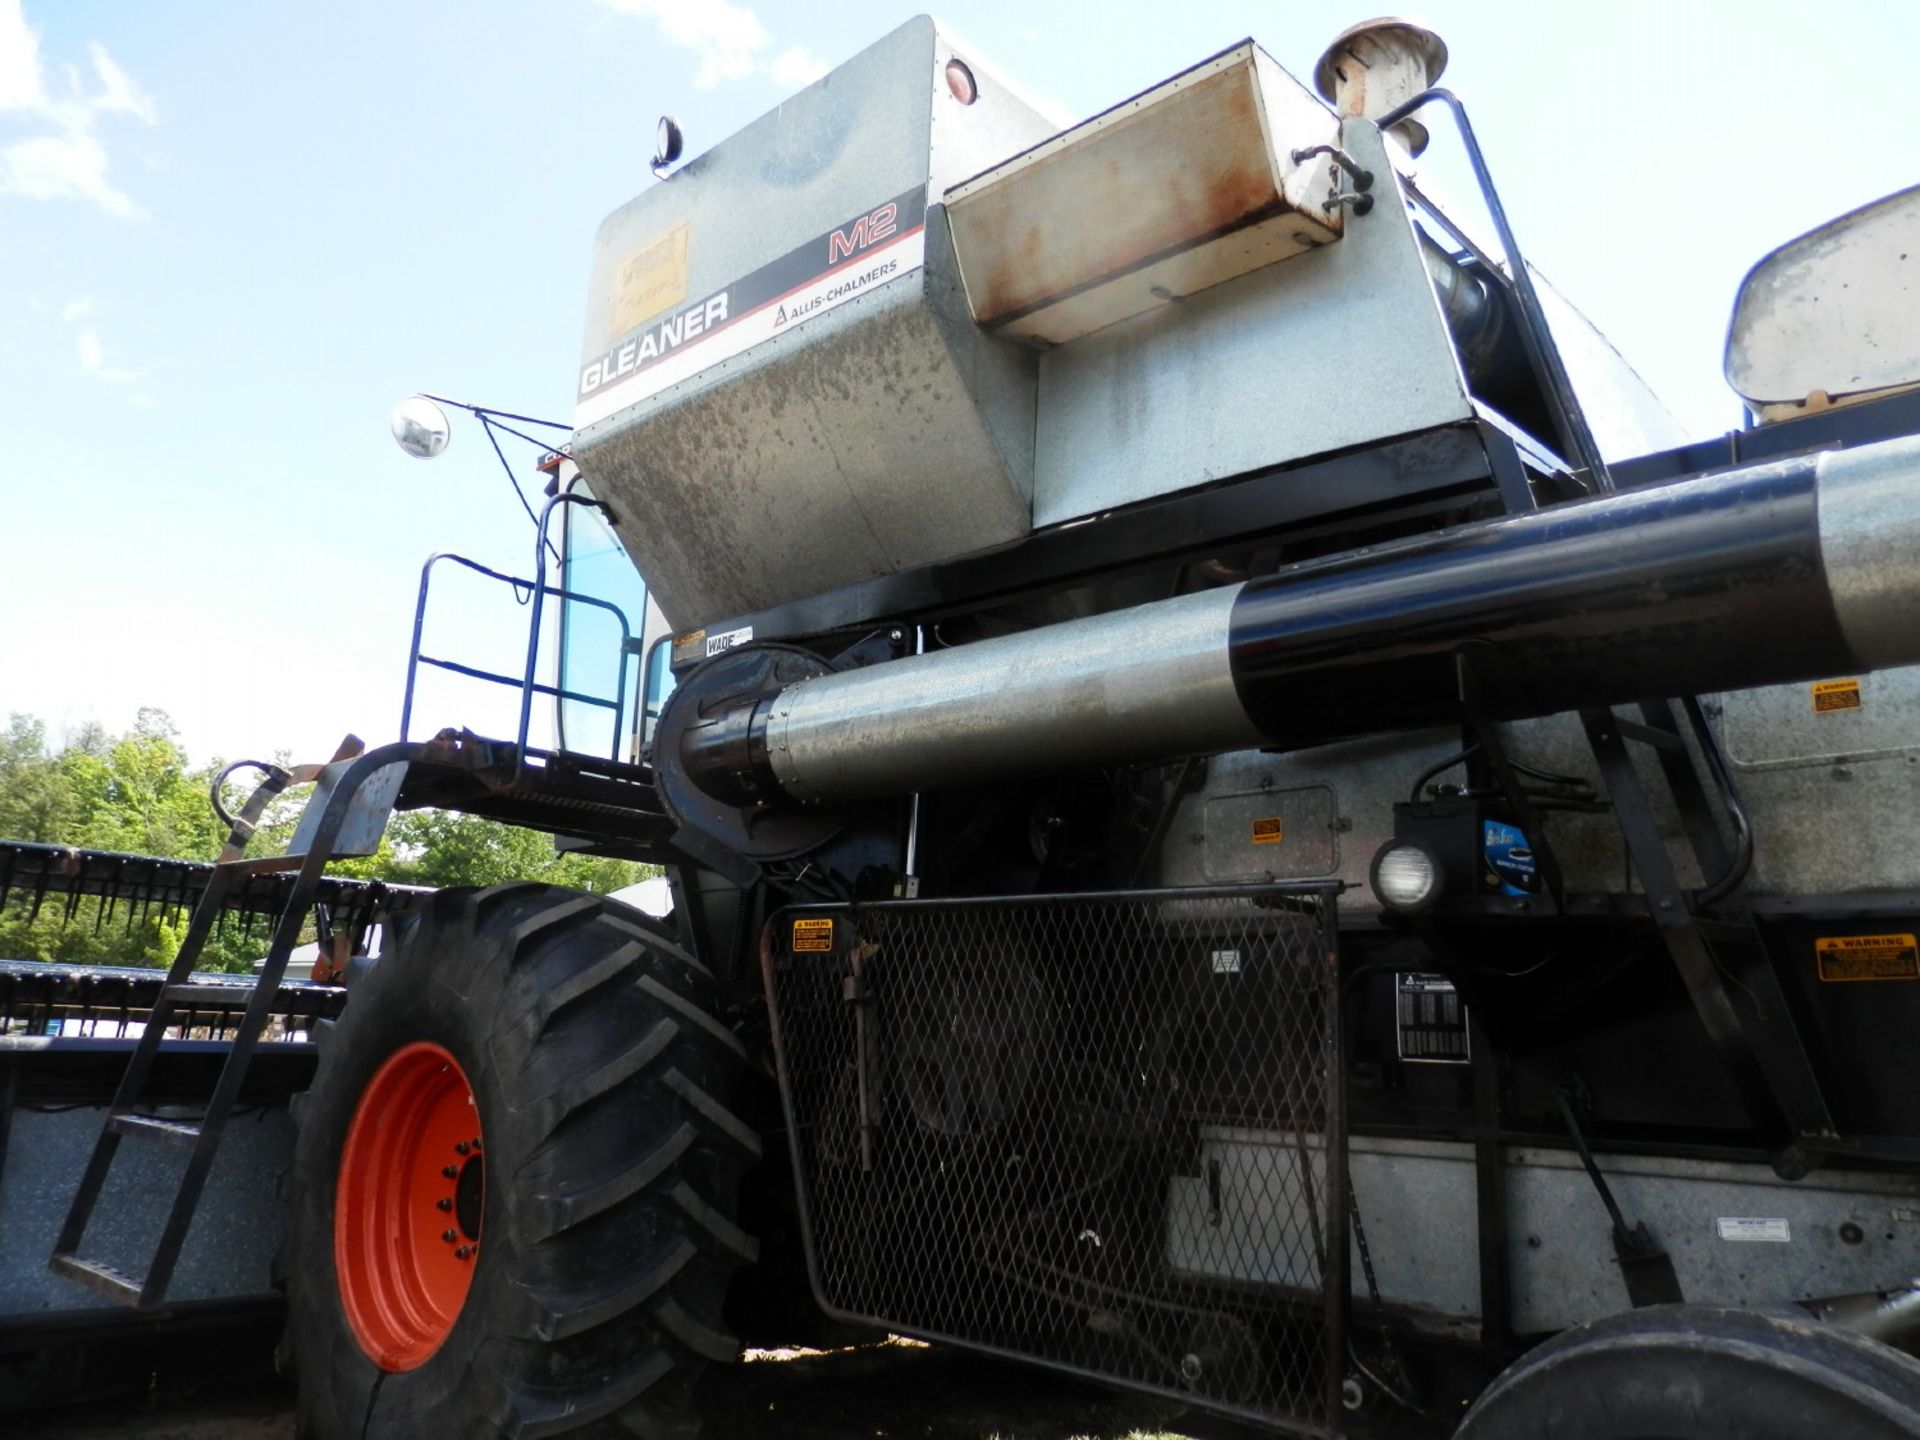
[610,221,691,339]
[1250,817,1284,845]
[791,918,835,954]
[1813,678,1863,713]
[1716,1217,1790,1243]
[671,630,706,669]
[1395,973,1470,1065]
[1816,933,1920,982]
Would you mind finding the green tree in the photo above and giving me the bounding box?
[0,711,649,973]
[0,714,78,843]
[383,809,639,893]
[67,710,229,859]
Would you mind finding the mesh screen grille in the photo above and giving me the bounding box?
[764,885,1345,1434]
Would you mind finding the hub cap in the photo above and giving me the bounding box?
[335,1042,484,1370]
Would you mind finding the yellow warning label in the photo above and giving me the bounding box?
[671,630,706,667]
[1813,678,1863,713]
[611,222,691,338]
[1816,933,1919,982]
[1251,817,1284,845]
[791,918,835,954]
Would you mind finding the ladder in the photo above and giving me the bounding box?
[48,738,407,1307]
[1452,458,1840,1165]
[1577,698,1836,1164]
[1399,84,1843,1163]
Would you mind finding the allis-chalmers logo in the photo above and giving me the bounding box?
[828,202,900,264]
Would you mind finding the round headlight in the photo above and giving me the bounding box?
[1371,841,1442,913]
[653,114,684,172]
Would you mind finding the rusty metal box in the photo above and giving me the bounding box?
[944,42,1344,348]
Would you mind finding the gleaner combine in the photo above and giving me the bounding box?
[8,15,1920,1438]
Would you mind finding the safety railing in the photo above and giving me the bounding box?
[399,494,636,772]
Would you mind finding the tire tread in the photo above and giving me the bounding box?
[281,885,756,1440]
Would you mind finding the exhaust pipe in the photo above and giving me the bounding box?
[1313,18,1449,156]
[677,435,1920,808]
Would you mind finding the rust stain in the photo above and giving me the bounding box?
[964,67,1283,323]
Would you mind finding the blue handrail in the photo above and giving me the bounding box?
[399,525,635,772]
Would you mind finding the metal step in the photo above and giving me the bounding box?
[48,1253,145,1306]
[107,1112,203,1147]
[213,854,307,877]
[162,982,258,1010]
[48,737,419,1313]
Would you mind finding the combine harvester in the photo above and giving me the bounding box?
[7,15,1920,1438]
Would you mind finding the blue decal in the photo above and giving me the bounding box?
[1483,819,1539,896]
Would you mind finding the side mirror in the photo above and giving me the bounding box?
[1726,184,1920,420]
[389,395,452,459]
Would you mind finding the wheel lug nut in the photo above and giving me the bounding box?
[442,1165,458,1178]
[442,1229,457,1243]
[455,1245,473,1261]
[455,1142,470,1155]
[471,1138,482,1151]
[437,1198,453,1212]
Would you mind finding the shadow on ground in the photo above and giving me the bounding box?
[709,1340,1196,1439]
[15,1340,1199,1439]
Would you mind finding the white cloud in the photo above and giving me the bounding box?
[59,298,142,383]
[84,42,154,123]
[0,0,43,111]
[75,326,140,382]
[595,0,826,91]
[768,45,828,89]
[0,1,153,218]
[1,130,138,215]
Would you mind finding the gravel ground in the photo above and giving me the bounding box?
[11,1339,1203,1440]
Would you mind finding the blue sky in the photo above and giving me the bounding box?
[3,0,1916,768]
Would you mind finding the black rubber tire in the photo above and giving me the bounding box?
[280,885,761,1440]
[1455,1305,1920,1439]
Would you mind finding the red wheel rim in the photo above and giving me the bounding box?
[335,1042,485,1371]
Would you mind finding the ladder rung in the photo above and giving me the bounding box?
[49,1253,146,1307]
[163,982,258,1009]
[108,1112,202,1147]
[216,854,306,877]
[1610,716,1687,753]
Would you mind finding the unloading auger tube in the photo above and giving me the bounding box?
[675,434,1920,811]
